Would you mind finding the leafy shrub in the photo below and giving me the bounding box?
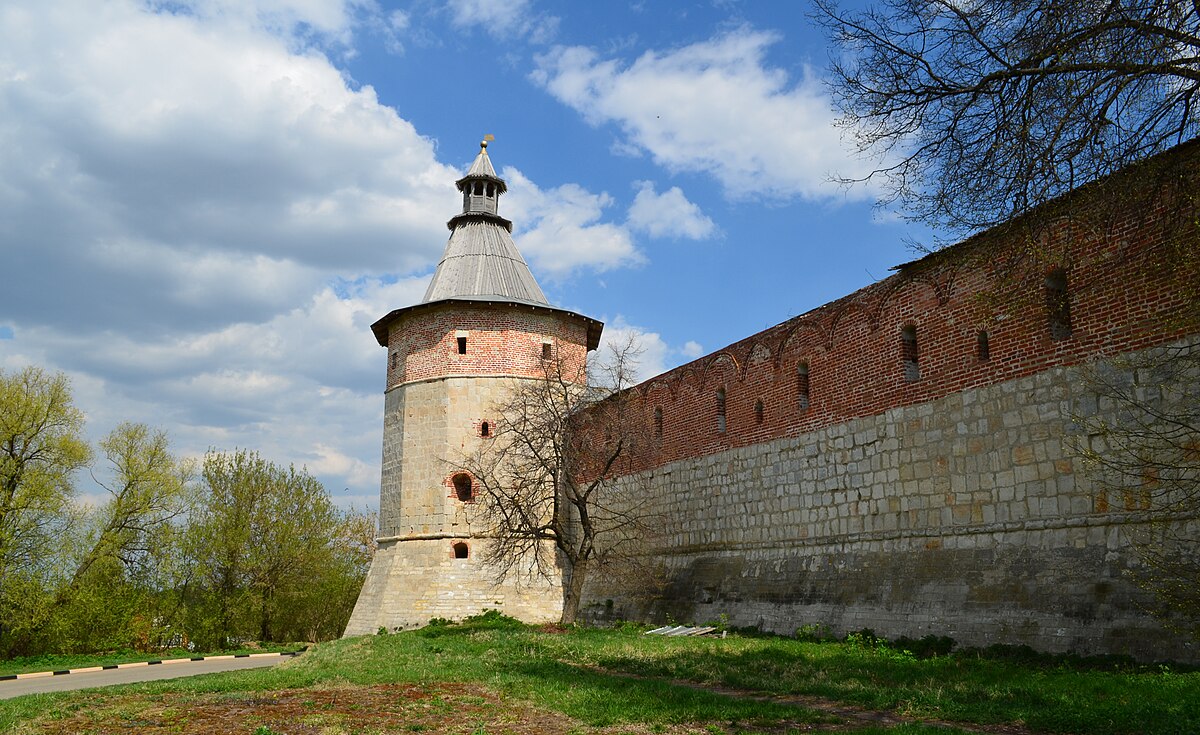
[795,623,832,642]
[892,634,957,658]
[461,610,523,629]
[844,628,882,647]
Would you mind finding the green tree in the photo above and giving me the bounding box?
[43,423,193,652]
[0,367,91,655]
[272,509,376,642]
[186,450,344,646]
[67,424,191,599]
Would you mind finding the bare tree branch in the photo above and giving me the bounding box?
[817,0,1200,240]
[1073,340,1200,638]
[459,335,662,624]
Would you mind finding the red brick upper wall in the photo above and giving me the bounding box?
[386,303,590,388]
[612,144,1200,475]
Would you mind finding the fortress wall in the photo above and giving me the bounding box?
[622,174,1195,476]
[588,342,1199,660]
[578,148,1200,661]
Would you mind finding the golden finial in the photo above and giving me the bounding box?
[481,134,494,150]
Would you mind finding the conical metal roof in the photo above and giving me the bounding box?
[422,140,546,305]
[422,220,548,304]
[370,140,603,352]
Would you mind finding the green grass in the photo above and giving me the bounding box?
[573,629,1200,734]
[0,643,304,676]
[2,616,1196,734]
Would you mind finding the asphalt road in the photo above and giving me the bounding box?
[0,654,293,699]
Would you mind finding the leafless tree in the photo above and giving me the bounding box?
[1074,340,1200,638]
[816,0,1200,240]
[460,336,661,625]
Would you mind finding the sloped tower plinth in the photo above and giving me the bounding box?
[344,141,602,634]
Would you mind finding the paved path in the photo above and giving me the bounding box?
[0,654,297,699]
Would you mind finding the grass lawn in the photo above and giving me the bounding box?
[1,614,1196,734]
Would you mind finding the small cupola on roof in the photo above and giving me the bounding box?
[422,139,549,306]
[456,137,507,219]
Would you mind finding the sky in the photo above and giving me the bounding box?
[0,0,934,510]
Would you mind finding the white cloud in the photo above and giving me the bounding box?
[627,181,716,239]
[681,340,705,359]
[532,28,879,200]
[594,317,701,384]
[150,0,371,47]
[0,0,455,334]
[381,9,410,53]
[11,273,431,507]
[502,167,645,277]
[446,0,558,43]
[0,0,466,505]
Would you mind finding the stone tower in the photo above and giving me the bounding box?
[344,141,603,634]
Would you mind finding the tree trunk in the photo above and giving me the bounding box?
[259,587,272,642]
[560,557,588,625]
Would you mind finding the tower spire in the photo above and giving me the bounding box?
[421,139,548,306]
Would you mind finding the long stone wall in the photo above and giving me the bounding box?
[585,342,1199,662]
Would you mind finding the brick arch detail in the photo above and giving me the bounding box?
[826,301,876,350]
[775,320,825,369]
[698,352,739,392]
[445,471,475,502]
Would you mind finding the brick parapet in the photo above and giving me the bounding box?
[609,153,1199,476]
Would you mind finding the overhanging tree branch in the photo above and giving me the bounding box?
[816,0,1200,238]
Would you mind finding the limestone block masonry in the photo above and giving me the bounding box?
[586,344,1200,661]
[345,376,564,633]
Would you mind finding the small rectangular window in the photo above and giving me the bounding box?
[902,325,920,382]
[797,362,810,411]
[1046,269,1072,340]
[976,330,990,362]
[542,341,553,359]
[457,336,467,354]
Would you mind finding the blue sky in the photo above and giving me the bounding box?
[0,0,932,508]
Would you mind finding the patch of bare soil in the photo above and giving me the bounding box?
[22,683,830,735]
[592,669,1041,735]
[19,669,1049,735]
